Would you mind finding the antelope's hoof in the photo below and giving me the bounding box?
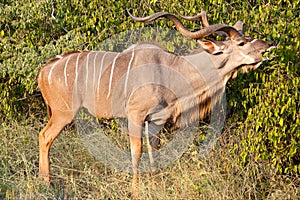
[38,172,50,184]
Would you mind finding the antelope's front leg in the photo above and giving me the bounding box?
[128,119,143,199]
[145,121,162,174]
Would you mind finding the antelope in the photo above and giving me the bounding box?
[38,9,273,197]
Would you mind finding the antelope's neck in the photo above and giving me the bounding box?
[182,52,225,88]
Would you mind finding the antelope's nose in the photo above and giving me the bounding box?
[268,41,276,48]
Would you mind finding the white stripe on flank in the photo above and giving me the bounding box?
[48,59,60,85]
[97,52,108,93]
[124,47,135,96]
[64,55,72,87]
[107,53,120,98]
[75,52,83,87]
[85,51,93,91]
[93,52,99,90]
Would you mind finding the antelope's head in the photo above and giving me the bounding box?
[198,36,274,78]
[128,10,274,77]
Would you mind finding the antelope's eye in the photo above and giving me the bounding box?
[238,42,245,46]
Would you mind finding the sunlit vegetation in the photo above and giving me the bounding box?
[0,0,299,199]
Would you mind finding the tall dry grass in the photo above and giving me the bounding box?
[0,119,299,199]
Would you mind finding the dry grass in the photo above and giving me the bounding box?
[0,119,299,199]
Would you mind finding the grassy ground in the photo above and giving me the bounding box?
[1,119,299,199]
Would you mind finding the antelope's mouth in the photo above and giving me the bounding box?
[240,46,277,72]
[262,46,277,61]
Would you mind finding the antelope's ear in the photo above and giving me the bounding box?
[198,40,224,55]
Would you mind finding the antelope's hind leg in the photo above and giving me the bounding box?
[38,109,74,182]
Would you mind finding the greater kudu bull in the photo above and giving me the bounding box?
[38,9,273,196]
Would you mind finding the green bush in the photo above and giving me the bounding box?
[0,1,299,197]
[224,1,300,174]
